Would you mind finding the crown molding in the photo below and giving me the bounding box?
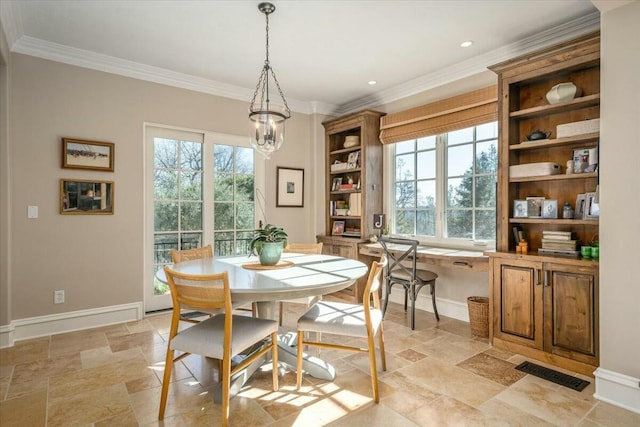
[336,11,601,115]
[2,3,598,118]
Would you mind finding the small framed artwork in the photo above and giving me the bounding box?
[60,179,114,215]
[542,199,558,218]
[575,193,587,219]
[347,150,360,169]
[585,192,600,219]
[332,177,342,192]
[332,220,345,236]
[513,200,528,218]
[62,138,114,172]
[526,196,545,218]
[276,167,304,207]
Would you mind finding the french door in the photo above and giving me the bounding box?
[144,125,264,312]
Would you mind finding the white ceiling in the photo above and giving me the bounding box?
[1,1,600,115]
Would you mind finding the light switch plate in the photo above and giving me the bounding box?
[28,205,38,219]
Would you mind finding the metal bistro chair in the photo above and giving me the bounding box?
[159,266,279,427]
[379,237,439,330]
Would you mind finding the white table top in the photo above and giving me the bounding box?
[156,253,368,302]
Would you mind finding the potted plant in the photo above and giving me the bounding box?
[249,223,288,265]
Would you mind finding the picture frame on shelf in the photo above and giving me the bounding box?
[542,199,558,219]
[526,197,545,218]
[332,177,342,192]
[332,220,345,236]
[575,193,587,219]
[585,192,600,219]
[513,200,528,218]
[60,178,114,215]
[346,150,360,169]
[62,138,114,172]
[276,167,304,207]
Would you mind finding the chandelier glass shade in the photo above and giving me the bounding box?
[249,2,291,159]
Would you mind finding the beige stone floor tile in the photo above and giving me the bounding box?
[478,397,556,426]
[126,372,162,394]
[0,388,47,427]
[483,345,518,361]
[48,382,132,427]
[585,401,640,426]
[494,375,596,426]
[80,345,145,369]
[344,348,411,377]
[395,348,427,362]
[49,328,109,357]
[5,376,48,400]
[107,329,164,353]
[129,378,211,425]
[7,352,81,399]
[125,318,156,333]
[145,312,174,334]
[0,337,50,366]
[380,386,440,416]
[393,355,505,407]
[94,409,140,427]
[412,332,489,365]
[49,363,119,399]
[379,331,424,353]
[407,395,498,427]
[327,402,420,426]
[0,364,13,400]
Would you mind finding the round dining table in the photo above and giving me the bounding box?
[155,252,369,381]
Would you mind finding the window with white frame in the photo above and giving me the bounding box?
[390,121,497,246]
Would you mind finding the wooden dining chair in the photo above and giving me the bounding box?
[279,242,323,326]
[171,245,257,318]
[159,266,279,427]
[296,256,388,402]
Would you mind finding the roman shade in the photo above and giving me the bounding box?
[379,85,498,144]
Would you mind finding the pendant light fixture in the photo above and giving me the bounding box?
[249,2,291,159]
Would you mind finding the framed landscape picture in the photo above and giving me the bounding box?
[62,138,114,172]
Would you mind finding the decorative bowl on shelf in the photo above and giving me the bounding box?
[343,135,360,148]
[545,82,580,104]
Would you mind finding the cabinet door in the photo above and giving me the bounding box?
[332,244,355,259]
[544,262,598,365]
[492,258,543,350]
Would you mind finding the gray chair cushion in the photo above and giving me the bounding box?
[297,301,382,338]
[170,314,278,359]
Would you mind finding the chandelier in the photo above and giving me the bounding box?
[249,2,291,159]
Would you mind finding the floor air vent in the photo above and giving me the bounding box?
[515,361,590,391]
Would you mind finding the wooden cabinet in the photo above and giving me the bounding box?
[487,33,600,375]
[490,253,598,375]
[489,32,600,252]
[317,110,384,302]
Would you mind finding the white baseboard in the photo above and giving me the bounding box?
[594,368,640,414]
[386,291,470,323]
[0,302,143,348]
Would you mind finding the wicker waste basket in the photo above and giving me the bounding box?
[467,296,489,338]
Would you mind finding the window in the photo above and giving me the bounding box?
[145,126,264,312]
[389,122,497,247]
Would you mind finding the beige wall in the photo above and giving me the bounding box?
[599,0,640,380]
[0,20,10,326]
[7,53,315,319]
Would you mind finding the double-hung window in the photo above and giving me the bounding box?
[389,121,497,247]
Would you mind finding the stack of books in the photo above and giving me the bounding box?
[538,231,579,256]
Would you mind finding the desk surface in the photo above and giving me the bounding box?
[157,253,369,302]
[360,242,489,272]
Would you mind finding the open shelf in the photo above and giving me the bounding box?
[510,172,597,183]
[510,133,599,151]
[509,218,599,226]
[509,94,600,119]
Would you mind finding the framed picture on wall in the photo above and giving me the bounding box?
[60,179,114,215]
[276,166,304,207]
[62,138,115,172]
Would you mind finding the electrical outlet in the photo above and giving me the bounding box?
[54,290,65,304]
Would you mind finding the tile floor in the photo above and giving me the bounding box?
[1,300,639,426]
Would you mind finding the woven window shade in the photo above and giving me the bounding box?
[379,86,498,144]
